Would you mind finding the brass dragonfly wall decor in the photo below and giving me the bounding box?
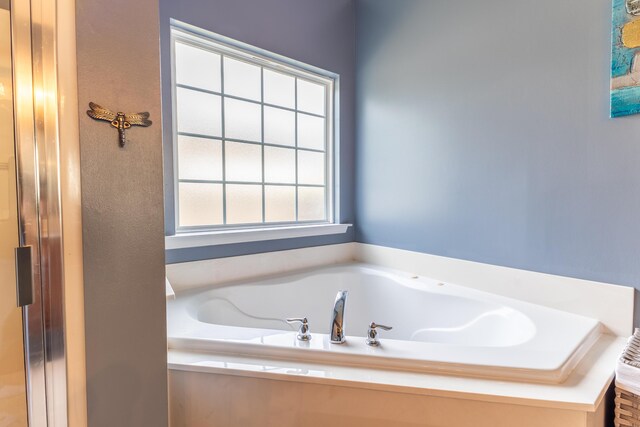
[86,102,152,147]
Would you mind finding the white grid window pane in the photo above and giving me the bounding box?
[297,151,325,185]
[176,87,222,137]
[178,183,223,226]
[177,136,222,181]
[265,186,295,222]
[175,42,221,92]
[264,69,295,108]
[225,98,262,142]
[298,187,325,221]
[172,29,334,231]
[226,141,262,182]
[297,79,325,116]
[297,113,325,150]
[264,106,295,146]
[224,57,261,101]
[264,146,295,184]
[226,184,262,224]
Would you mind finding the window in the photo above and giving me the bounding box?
[171,26,336,234]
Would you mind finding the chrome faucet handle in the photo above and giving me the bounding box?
[366,322,392,346]
[286,317,312,341]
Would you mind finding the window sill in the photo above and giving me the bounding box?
[165,223,352,250]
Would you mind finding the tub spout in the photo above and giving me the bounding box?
[330,290,348,344]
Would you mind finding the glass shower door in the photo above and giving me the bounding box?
[0,2,29,426]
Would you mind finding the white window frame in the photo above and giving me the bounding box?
[166,20,349,248]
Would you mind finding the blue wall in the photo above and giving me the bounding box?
[356,0,640,301]
[163,0,640,318]
[160,0,356,263]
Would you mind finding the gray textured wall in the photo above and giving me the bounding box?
[160,0,356,263]
[356,0,640,311]
[76,0,168,425]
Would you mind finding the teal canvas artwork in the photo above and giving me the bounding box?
[612,0,640,117]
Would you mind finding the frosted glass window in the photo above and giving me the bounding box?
[225,98,262,142]
[176,87,222,137]
[177,136,222,181]
[226,142,262,182]
[178,183,223,226]
[175,42,221,92]
[297,151,325,185]
[298,187,325,221]
[226,184,262,224]
[264,106,295,146]
[297,113,325,150]
[265,186,295,222]
[297,79,325,116]
[264,69,294,108]
[172,27,335,230]
[224,57,261,101]
[264,146,295,184]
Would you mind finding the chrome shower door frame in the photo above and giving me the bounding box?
[11,0,69,425]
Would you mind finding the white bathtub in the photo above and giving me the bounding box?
[167,263,601,383]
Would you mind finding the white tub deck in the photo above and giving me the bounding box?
[168,263,602,383]
[166,243,634,426]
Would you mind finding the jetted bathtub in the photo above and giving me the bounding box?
[167,263,601,383]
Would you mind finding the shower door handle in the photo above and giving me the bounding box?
[15,246,34,307]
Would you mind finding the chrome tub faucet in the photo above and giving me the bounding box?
[330,290,348,344]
